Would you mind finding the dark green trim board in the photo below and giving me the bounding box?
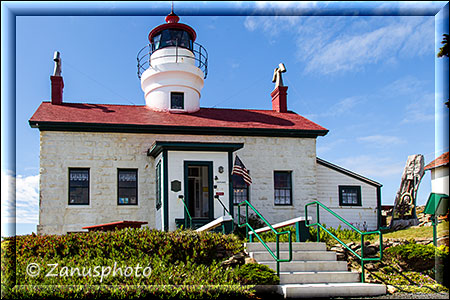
[29,121,328,138]
[155,161,162,210]
[148,141,244,158]
[376,186,382,230]
[183,161,214,222]
[162,150,169,231]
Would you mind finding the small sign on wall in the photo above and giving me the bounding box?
[171,180,181,192]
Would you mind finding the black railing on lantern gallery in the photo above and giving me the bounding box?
[137,42,208,79]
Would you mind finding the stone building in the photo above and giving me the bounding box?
[29,12,382,235]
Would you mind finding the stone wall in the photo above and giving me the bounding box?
[38,131,318,235]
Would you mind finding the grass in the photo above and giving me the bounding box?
[382,221,448,241]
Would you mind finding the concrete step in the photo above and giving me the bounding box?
[279,271,360,284]
[245,242,326,252]
[249,250,336,261]
[259,260,348,272]
[278,282,386,298]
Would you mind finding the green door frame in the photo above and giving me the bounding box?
[183,161,214,224]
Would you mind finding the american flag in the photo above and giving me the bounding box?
[231,155,252,185]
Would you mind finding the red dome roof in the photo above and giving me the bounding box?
[148,12,197,42]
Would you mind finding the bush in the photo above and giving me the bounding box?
[384,242,447,272]
[233,213,267,241]
[1,228,257,299]
[234,263,279,285]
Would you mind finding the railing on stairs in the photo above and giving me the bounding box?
[305,201,383,283]
[178,195,233,233]
[178,195,193,229]
[237,200,292,277]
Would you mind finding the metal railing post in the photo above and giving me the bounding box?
[316,203,320,242]
[276,234,280,277]
[246,203,249,241]
[361,234,365,283]
[295,221,301,242]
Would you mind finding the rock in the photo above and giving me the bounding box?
[387,285,397,294]
[364,245,379,256]
[330,246,343,252]
[245,257,257,264]
[336,253,346,261]
[220,251,247,267]
[437,236,449,247]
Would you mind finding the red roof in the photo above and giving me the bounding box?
[29,102,328,135]
[424,152,449,171]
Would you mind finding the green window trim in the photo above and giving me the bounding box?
[156,161,162,210]
[339,185,362,206]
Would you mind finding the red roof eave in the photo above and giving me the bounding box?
[424,152,450,171]
[29,102,328,135]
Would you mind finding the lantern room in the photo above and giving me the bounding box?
[138,11,208,113]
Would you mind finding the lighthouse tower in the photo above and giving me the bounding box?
[138,11,208,113]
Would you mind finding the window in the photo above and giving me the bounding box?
[69,168,89,205]
[118,169,138,205]
[170,92,184,109]
[274,171,292,205]
[155,162,161,210]
[232,174,249,204]
[151,29,193,51]
[339,186,361,206]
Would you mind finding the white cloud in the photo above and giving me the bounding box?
[358,135,405,147]
[1,170,39,224]
[401,92,435,124]
[335,154,405,178]
[244,16,434,75]
[381,75,429,98]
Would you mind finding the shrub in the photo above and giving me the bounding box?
[233,213,267,241]
[1,229,257,299]
[234,263,279,285]
[384,242,445,272]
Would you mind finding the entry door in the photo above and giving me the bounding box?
[184,161,213,221]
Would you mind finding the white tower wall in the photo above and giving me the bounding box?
[141,47,205,113]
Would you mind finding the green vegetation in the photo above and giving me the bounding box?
[234,264,279,285]
[365,240,449,293]
[384,242,447,272]
[382,221,448,240]
[1,228,279,299]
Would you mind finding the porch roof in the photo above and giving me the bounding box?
[148,141,244,157]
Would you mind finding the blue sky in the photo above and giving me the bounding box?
[1,1,449,236]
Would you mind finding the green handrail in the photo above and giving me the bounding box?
[237,200,292,277]
[178,196,193,229]
[305,201,383,283]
